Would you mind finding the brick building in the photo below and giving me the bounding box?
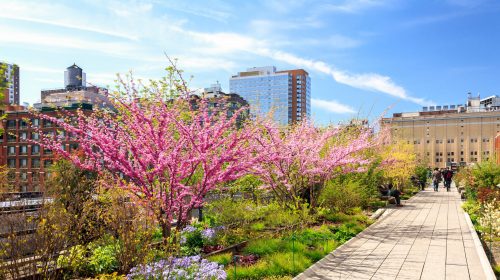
[0,64,109,192]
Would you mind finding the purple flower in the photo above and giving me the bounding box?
[127,255,226,280]
[201,228,216,240]
[182,225,197,233]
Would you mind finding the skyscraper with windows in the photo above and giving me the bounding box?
[229,66,310,125]
[1,62,20,105]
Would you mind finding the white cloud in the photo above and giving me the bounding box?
[320,0,388,13]
[151,1,233,22]
[2,0,433,108]
[0,2,139,40]
[256,50,435,106]
[312,98,356,114]
[0,27,143,59]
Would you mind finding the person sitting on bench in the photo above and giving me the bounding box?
[379,183,403,207]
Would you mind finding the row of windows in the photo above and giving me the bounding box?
[429,151,490,157]
[409,137,493,145]
[7,158,52,168]
[7,143,79,155]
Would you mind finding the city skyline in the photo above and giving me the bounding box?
[2,0,500,124]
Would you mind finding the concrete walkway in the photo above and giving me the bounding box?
[296,184,495,280]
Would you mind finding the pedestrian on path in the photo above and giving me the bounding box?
[443,167,453,192]
[432,168,441,192]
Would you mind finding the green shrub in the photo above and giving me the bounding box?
[57,245,88,275]
[207,252,233,266]
[251,222,266,231]
[331,222,363,243]
[319,181,364,213]
[88,242,119,275]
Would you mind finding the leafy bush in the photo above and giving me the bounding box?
[319,181,364,213]
[57,245,88,275]
[88,242,119,275]
[180,224,221,256]
[57,237,119,276]
[331,222,363,243]
[127,255,226,280]
[251,222,265,231]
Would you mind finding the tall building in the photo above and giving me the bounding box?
[382,93,500,168]
[0,62,20,105]
[229,66,310,125]
[0,64,109,193]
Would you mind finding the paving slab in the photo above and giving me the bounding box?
[295,183,495,280]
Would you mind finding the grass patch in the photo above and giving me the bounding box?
[207,252,233,266]
[243,239,283,256]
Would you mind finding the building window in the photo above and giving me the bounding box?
[7,134,16,142]
[20,132,28,141]
[8,146,16,155]
[7,159,16,168]
[6,120,16,129]
[32,145,40,155]
[19,145,28,155]
[20,172,28,181]
[19,120,28,129]
[32,158,41,168]
[32,118,39,127]
[20,158,28,168]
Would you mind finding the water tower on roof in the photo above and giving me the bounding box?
[64,63,86,90]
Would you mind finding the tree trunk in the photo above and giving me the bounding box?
[159,217,171,245]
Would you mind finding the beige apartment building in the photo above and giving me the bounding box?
[382,94,500,168]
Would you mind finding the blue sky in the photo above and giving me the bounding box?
[1,0,500,124]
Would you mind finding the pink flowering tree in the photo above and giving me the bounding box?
[31,71,263,241]
[253,121,381,210]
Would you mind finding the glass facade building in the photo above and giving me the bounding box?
[229,66,310,125]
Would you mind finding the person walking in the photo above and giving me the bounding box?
[443,167,453,192]
[432,168,442,192]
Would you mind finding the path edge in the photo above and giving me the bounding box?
[293,205,405,279]
[463,211,497,280]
